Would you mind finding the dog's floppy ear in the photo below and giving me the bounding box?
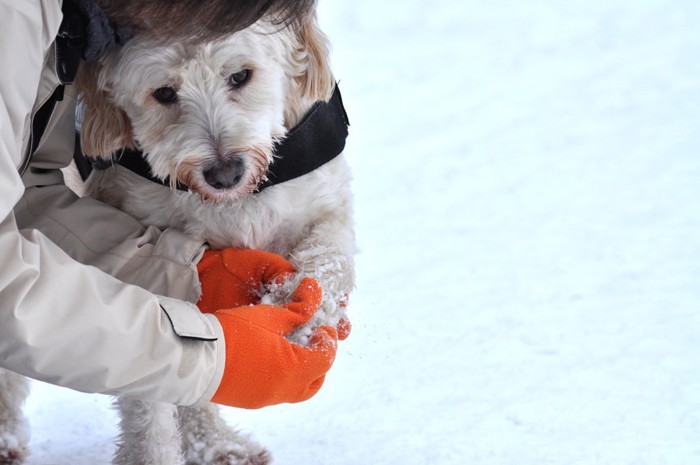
[76,60,136,158]
[293,10,334,103]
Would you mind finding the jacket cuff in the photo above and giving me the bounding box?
[195,314,226,405]
[157,296,226,405]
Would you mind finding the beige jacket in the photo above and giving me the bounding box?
[0,0,225,405]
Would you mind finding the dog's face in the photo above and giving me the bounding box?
[109,31,285,202]
[79,16,333,203]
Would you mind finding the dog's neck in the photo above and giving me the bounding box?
[80,85,349,194]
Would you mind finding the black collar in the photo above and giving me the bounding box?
[79,85,349,194]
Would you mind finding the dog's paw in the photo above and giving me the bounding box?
[180,403,272,465]
[260,271,349,346]
[184,435,271,465]
[208,448,271,465]
[240,449,272,465]
[0,433,29,465]
[258,273,299,307]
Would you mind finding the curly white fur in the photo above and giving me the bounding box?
[75,10,355,465]
[0,370,30,465]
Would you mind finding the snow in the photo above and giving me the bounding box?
[24,0,700,463]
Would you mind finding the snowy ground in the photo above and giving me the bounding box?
[25,1,700,464]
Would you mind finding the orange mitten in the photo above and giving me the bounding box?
[211,277,338,409]
[197,248,296,312]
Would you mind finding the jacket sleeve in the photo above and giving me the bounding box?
[0,0,225,405]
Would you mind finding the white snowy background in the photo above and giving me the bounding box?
[25,0,700,463]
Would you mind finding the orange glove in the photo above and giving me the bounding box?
[198,247,352,339]
[210,277,338,409]
[197,248,296,312]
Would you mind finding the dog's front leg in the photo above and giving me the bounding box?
[0,370,30,465]
[283,209,356,346]
[178,404,271,465]
[113,398,184,465]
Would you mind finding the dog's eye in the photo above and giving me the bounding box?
[228,70,252,88]
[153,87,178,104]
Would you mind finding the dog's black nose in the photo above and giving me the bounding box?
[203,156,244,190]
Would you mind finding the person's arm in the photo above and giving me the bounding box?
[0,212,225,404]
[0,0,222,405]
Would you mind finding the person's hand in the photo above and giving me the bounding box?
[209,277,338,409]
[197,248,295,312]
[198,247,352,341]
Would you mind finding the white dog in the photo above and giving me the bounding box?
[74,9,355,465]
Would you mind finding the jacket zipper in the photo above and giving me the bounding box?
[20,84,64,176]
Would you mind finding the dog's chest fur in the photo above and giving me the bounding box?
[85,155,352,254]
